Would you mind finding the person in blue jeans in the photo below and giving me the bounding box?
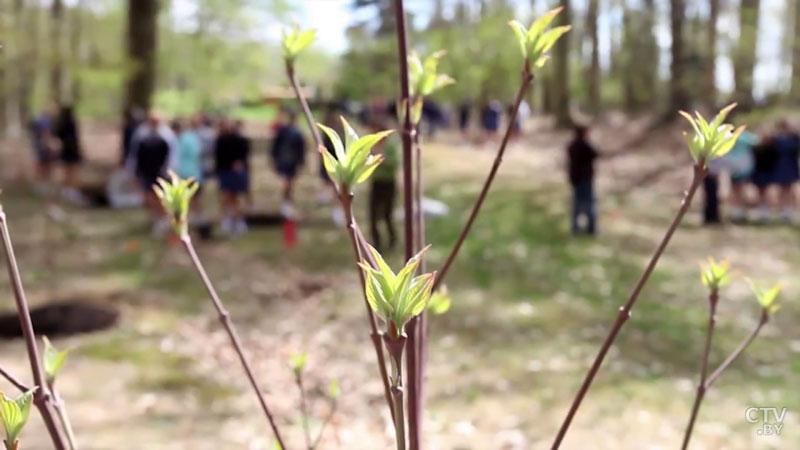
[567,124,598,235]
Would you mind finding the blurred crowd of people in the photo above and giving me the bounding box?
[705,119,800,224]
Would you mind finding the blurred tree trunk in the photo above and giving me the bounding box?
[622,4,635,111]
[69,0,85,105]
[792,0,800,99]
[705,0,719,107]
[16,0,38,124]
[669,0,689,112]
[50,0,65,103]
[3,0,20,136]
[586,0,600,113]
[734,0,760,107]
[124,0,159,113]
[553,0,571,126]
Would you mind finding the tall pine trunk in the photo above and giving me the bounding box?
[792,0,800,98]
[124,0,159,113]
[69,1,85,105]
[50,0,65,103]
[669,0,689,112]
[586,0,600,112]
[553,0,572,126]
[705,0,719,107]
[17,0,38,125]
[734,0,760,107]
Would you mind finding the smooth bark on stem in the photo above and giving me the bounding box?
[410,129,427,446]
[392,1,420,446]
[0,212,68,450]
[551,165,705,449]
[52,391,78,450]
[433,69,533,292]
[681,289,718,450]
[384,334,407,450]
[705,309,769,389]
[286,61,324,151]
[342,194,396,423]
[180,236,286,449]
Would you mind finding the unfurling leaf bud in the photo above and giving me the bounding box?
[153,171,199,237]
[680,103,745,167]
[358,244,436,340]
[509,7,571,70]
[317,117,393,194]
[282,25,316,63]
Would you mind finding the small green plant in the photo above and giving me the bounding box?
[552,104,743,448]
[0,389,35,450]
[289,352,341,450]
[681,261,780,449]
[0,199,69,449]
[155,173,286,448]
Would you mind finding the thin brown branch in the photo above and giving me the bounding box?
[180,236,286,449]
[705,309,769,389]
[551,165,705,449]
[0,365,29,393]
[286,61,324,151]
[284,56,396,423]
[681,288,718,450]
[0,211,68,450]
[432,68,533,292]
[310,398,338,450]
[294,371,313,450]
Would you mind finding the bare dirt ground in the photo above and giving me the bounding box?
[0,116,798,449]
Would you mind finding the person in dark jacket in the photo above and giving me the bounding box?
[752,134,778,221]
[55,105,84,203]
[772,120,800,221]
[270,110,306,217]
[215,119,250,235]
[566,124,598,235]
[127,111,178,235]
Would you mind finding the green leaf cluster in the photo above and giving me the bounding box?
[0,389,35,448]
[404,51,455,124]
[509,7,571,70]
[358,245,436,339]
[318,117,393,194]
[153,171,200,237]
[282,25,316,62]
[43,337,69,386]
[699,258,732,290]
[680,103,745,166]
[747,279,782,315]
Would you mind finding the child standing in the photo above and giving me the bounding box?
[215,119,250,235]
[566,124,598,235]
[173,118,205,224]
[270,110,306,217]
